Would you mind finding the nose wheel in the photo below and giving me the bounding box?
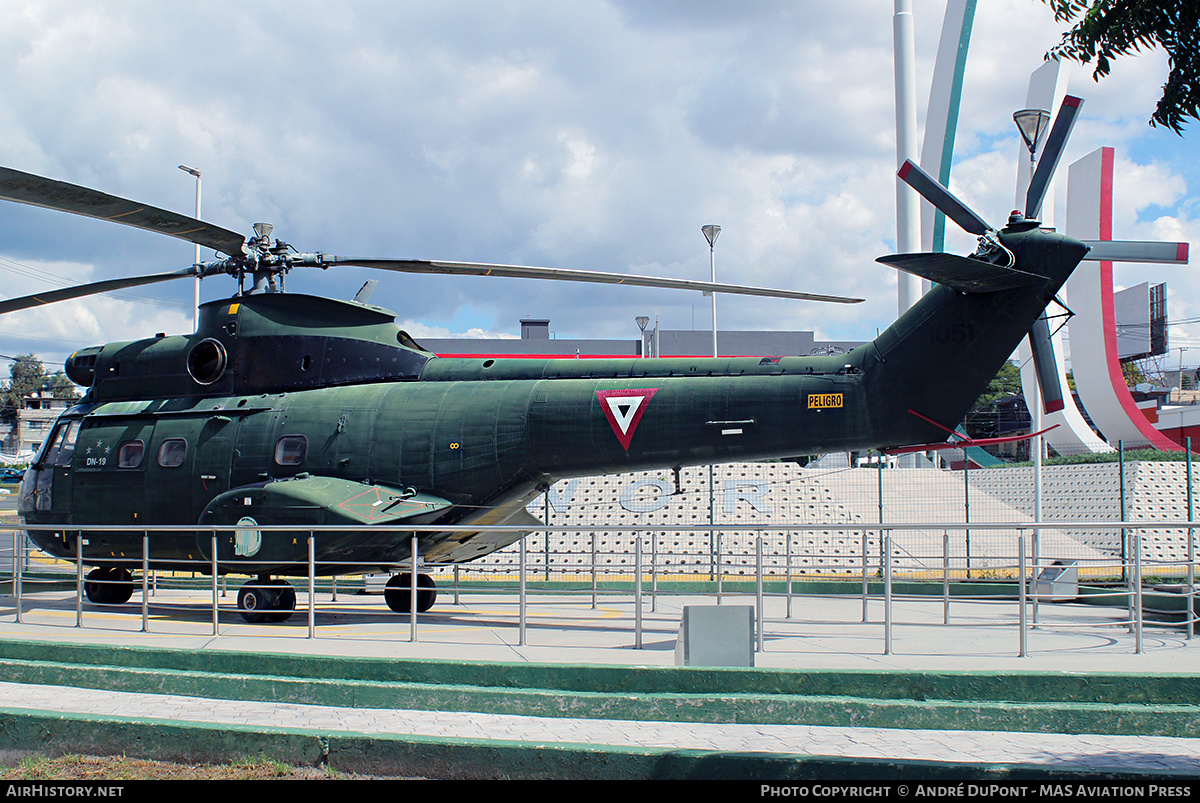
[237,578,296,623]
[384,573,437,613]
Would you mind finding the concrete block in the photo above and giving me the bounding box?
[675,605,754,667]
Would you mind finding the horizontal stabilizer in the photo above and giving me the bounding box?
[1080,240,1189,265]
[876,252,1047,293]
[881,424,1060,455]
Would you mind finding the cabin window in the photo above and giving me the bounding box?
[157,438,187,468]
[117,440,145,469]
[274,435,307,466]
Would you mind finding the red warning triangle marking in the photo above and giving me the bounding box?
[596,388,658,451]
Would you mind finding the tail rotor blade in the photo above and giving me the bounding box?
[1080,240,1189,265]
[1025,96,1083,220]
[1029,315,1065,414]
[898,160,992,236]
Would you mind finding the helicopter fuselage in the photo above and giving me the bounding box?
[19,223,1089,579]
[20,349,869,575]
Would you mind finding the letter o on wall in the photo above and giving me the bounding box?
[619,478,673,512]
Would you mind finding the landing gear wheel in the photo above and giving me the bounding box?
[84,567,134,605]
[384,573,437,613]
[237,583,272,624]
[268,580,296,623]
[237,579,296,623]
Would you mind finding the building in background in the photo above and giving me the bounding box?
[417,318,863,359]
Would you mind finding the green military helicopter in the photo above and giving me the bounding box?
[5,97,1182,622]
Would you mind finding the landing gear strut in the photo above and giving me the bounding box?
[237,577,296,623]
[384,573,437,613]
[83,567,134,605]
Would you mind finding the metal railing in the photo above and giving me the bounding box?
[0,520,1195,657]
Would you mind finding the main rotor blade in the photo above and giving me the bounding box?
[1080,240,1190,265]
[0,268,198,315]
[0,166,247,257]
[897,160,991,236]
[1024,96,1083,220]
[325,258,864,304]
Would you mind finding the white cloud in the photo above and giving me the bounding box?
[0,0,1190,355]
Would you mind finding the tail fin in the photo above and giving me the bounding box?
[855,225,1088,449]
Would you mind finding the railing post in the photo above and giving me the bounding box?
[307,533,316,639]
[1031,530,1040,628]
[410,534,419,643]
[210,533,219,636]
[650,530,658,613]
[141,533,149,632]
[755,534,764,653]
[74,532,83,628]
[1188,436,1195,640]
[786,530,793,619]
[883,532,891,655]
[715,528,723,605]
[861,528,869,623]
[590,530,597,610]
[453,564,460,605]
[942,531,949,625]
[1018,533,1027,658]
[634,536,643,649]
[1134,533,1143,655]
[1119,439,1127,585]
[964,454,972,579]
[13,527,21,624]
[518,532,527,646]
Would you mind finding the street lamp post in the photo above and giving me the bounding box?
[702,225,721,358]
[635,316,650,358]
[178,165,202,331]
[1013,108,1052,555]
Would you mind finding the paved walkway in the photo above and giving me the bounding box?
[0,681,1197,773]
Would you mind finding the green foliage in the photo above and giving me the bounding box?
[0,354,45,415]
[1042,1,1199,133]
[1010,447,1189,466]
[972,361,1022,408]
[48,371,78,400]
[1122,360,1146,386]
[0,354,79,419]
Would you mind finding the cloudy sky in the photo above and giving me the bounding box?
[0,0,1195,376]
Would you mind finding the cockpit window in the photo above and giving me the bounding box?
[42,419,80,468]
[274,435,307,466]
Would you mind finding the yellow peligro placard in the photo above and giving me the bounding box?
[228,303,240,314]
[808,393,843,409]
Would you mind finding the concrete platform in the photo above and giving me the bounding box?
[0,584,1197,778]
[2,583,1194,673]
